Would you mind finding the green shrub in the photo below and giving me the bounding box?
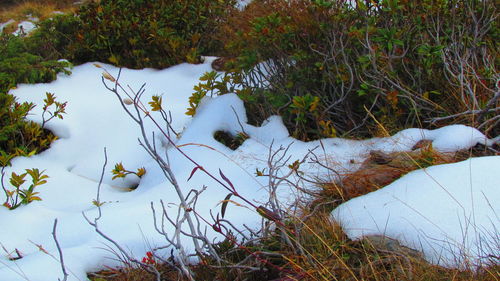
[0,34,69,158]
[0,91,63,158]
[0,33,72,93]
[221,0,498,140]
[53,0,236,68]
[26,13,83,61]
[21,0,237,68]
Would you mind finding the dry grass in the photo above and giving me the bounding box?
[296,140,499,280]
[88,264,184,281]
[317,111,499,207]
[0,0,84,33]
[87,211,499,281]
[317,146,455,207]
[278,211,499,281]
[86,143,499,281]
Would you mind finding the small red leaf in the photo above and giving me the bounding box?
[221,193,233,219]
[187,166,200,181]
[212,224,221,233]
[219,169,235,191]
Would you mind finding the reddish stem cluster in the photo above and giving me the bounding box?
[141,251,156,265]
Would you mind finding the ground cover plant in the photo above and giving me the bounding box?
[4,0,238,69]
[0,1,71,215]
[3,59,499,281]
[217,0,499,140]
[50,0,237,68]
[0,32,69,157]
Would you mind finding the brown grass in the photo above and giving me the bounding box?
[88,264,184,281]
[87,209,499,281]
[281,212,499,281]
[0,0,85,33]
[86,142,499,281]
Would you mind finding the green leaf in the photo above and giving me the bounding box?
[44,92,55,106]
[148,95,162,111]
[92,199,105,207]
[394,39,404,46]
[108,54,119,65]
[136,167,146,177]
[10,172,27,187]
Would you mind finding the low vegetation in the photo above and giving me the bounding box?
[0,0,78,34]
[23,0,236,69]
[0,33,69,157]
[216,0,499,140]
[85,133,499,280]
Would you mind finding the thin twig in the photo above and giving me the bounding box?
[52,219,68,281]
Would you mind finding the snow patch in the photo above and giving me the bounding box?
[332,156,500,268]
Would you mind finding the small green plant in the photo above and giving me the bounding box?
[0,91,66,158]
[111,162,146,180]
[0,31,70,157]
[289,94,321,138]
[186,70,249,117]
[41,92,67,128]
[0,92,65,209]
[187,71,226,116]
[1,153,48,210]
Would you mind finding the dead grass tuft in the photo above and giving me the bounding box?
[277,211,499,281]
[316,142,499,210]
[0,0,84,33]
[88,263,184,281]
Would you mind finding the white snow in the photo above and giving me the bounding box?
[13,21,37,36]
[0,15,38,35]
[0,59,498,280]
[331,156,500,268]
[237,0,253,10]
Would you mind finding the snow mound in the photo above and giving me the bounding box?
[331,156,500,268]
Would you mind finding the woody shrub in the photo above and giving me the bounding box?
[221,0,498,140]
[64,0,236,68]
[0,33,70,157]
[0,34,71,93]
[26,14,82,61]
